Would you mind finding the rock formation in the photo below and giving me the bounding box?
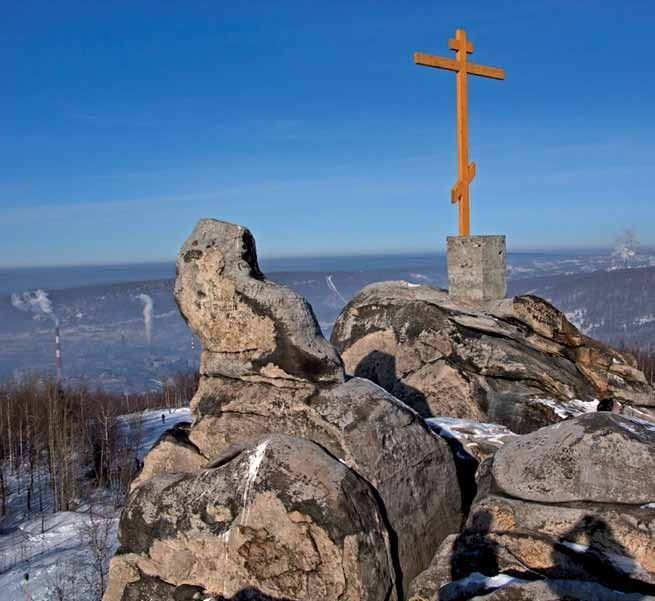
[104,220,461,601]
[105,434,397,601]
[174,219,344,386]
[104,219,655,601]
[331,281,654,433]
[410,412,655,600]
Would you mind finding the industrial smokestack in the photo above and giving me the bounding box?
[10,289,62,382]
[54,324,63,384]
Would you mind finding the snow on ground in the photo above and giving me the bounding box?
[438,571,531,600]
[614,413,655,436]
[427,417,517,446]
[117,407,192,461]
[426,416,518,461]
[0,407,190,601]
[0,507,119,601]
[529,397,599,419]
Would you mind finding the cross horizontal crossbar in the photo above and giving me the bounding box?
[414,52,505,80]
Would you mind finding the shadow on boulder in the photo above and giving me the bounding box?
[450,510,499,583]
[354,350,432,417]
[548,515,655,597]
[438,513,655,600]
[354,350,479,515]
[123,577,296,601]
[217,589,295,601]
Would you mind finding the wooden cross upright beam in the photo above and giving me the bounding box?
[415,29,504,236]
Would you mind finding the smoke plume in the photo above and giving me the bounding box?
[137,293,154,344]
[612,228,639,267]
[11,289,59,325]
[326,274,347,304]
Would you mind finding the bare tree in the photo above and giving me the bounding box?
[76,508,116,600]
[0,370,198,522]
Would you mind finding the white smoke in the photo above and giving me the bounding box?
[137,293,154,344]
[612,228,639,268]
[11,289,59,325]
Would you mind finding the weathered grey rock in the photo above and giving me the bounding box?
[188,375,462,592]
[408,534,458,600]
[104,435,397,601]
[490,412,655,504]
[426,413,655,600]
[422,417,518,518]
[130,422,206,492]
[465,494,655,587]
[331,281,654,433]
[408,530,533,601]
[175,219,344,386]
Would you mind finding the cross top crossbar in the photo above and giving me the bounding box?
[414,29,505,236]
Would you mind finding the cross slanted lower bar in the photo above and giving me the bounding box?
[415,29,505,237]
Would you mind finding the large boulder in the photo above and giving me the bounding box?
[414,413,655,600]
[175,219,344,386]
[104,435,398,601]
[188,375,462,590]
[331,281,654,433]
[488,412,655,504]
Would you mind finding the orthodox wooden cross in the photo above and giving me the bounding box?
[414,29,504,236]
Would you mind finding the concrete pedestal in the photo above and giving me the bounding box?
[447,235,507,303]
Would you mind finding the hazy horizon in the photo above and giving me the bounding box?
[1,244,645,271]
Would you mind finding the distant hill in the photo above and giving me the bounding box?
[510,266,655,348]
[2,253,654,391]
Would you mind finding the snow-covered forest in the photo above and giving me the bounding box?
[0,373,196,600]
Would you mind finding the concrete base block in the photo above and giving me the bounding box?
[447,235,507,303]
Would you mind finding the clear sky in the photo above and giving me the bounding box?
[2,1,654,267]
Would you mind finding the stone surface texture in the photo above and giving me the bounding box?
[187,375,461,590]
[174,219,345,386]
[490,412,655,504]
[331,281,654,433]
[104,220,462,601]
[411,412,655,600]
[106,435,397,601]
[447,235,507,303]
[129,422,206,491]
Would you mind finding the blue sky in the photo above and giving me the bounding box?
[2,1,654,267]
